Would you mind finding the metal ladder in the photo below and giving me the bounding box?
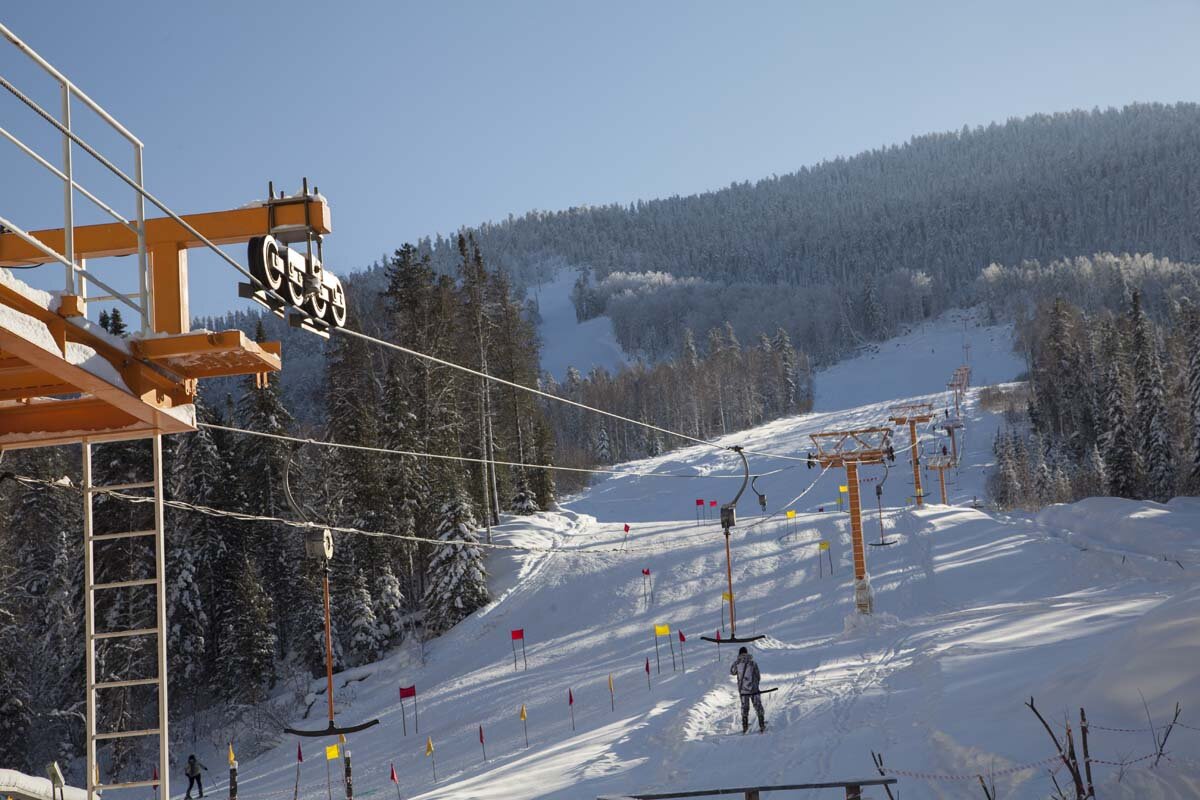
[82,434,169,800]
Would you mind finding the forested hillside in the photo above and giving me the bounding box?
[416,103,1200,362]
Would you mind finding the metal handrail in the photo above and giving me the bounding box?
[0,214,143,315]
[0,22,143,147]
[0,124,138,232]
[0,23,149,328]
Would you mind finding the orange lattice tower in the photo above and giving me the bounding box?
[809,427,893,614]
[888,402,936,509]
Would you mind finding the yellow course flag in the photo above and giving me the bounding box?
[425,737,434,757]
[838,485,848,493]
[721,591,732,601]
[325,744,339,761]
[819,541,830,551]
[519,703,527,721]
[654,623,670,636]
[608,674,614,692]
[785,509,796,519]
[228,743,235,766]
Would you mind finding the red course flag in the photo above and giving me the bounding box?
[152,767,158,781]
[716,630,722,641]
[399,685,416,699]
[568,688,574,706]
[645,657,650,674]
[695,498,704,506]
[297,742,303,763]
[710,500,718,507]
[642,568,650,576]
[479,725,485,744]
[624,523,631,533]
[679,630,686,643]
[389,763,398,784]
[511,628,524,641]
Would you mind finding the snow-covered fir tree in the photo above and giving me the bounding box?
[423,492,490,635]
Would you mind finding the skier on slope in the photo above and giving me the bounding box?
[184,754,208,799]
[730,646,767,734]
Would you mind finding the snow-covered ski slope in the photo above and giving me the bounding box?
[199,311,1199,799]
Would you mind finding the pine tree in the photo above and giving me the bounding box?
[510,478,540,515]
[0,619,33,771]
[1187,303,1200,489]
[1102,355,1139,499]
[216,557,277,703]
[593,426,612,464]
[372,563,406,645]
[1130,291,1175,500]
[862,275,886,339]
[345,572,386,666]
[530,420,558,511]
[423,492,489,635]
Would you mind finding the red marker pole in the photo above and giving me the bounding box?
[568,689,575,732]
[715,630,721,662]
[479,725,487,762]
[653,630,661,674]
[679,630,686,672]
[645,657,652,690]
[668,635,677,672]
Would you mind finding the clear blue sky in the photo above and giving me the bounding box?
[4,1,1200,317]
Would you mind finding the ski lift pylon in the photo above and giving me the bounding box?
[702,446,765,645]
[282,445,380,738]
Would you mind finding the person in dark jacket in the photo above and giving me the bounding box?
[730,646,766,733]
[184,754,208,799]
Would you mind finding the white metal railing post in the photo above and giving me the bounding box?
[135,144,150,333]
[61,81,75,293]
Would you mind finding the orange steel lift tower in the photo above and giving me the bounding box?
[888,402,935,509]
[809,427,892,614]
[925,453,955,504]
[947,365,971,416]
[0,24,335,800]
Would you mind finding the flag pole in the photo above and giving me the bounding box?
[669,636,676,672]
[653,631,661,674]
[390,765,401,800]
[414,693,419,734]
[680,634,686,672]
[293,749,301,800]
[645,658,651,691]
[511,638,518,671]
[480,726,487,762]
[521,637,528,670]
[608,675,615,711]
[400,696,407,736]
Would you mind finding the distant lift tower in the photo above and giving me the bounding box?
[925,453,955,505]
[809,428,893,614]
[888,402,936,509]
[0,24,340,800]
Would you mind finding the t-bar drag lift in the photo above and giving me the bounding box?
[702,446,766,645]
[282,447,380,738]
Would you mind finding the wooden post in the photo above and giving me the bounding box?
[1080,708,1095,798]
[844,785,862,800]
[745,791,761,800]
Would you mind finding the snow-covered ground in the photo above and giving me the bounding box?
[533,270,629,381]
[175,313,1199,799]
